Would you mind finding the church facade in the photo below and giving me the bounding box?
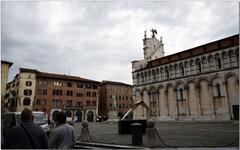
[132,31,239,121]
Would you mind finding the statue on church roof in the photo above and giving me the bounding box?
[150,28,157,38]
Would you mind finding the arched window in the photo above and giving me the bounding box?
[212,79,225,97]
[176,85,185,100]
[216,57,222,69]
[216,83,221,96]
[165,68,169,79]
[180,65,184,76]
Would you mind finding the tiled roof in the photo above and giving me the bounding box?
[101,80,132,86]
[19,68,100,83]
[1,60,13,67]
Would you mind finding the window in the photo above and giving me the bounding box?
[92,92,97,97]
[37,89,42,95]
[92,85,98,89]
[66,90,73,96]
[42,99,47,105]
[53,81,62,87]
[24,89,32,96]
[87,91,91,97]
[76,101,81,107]
[36,99,41,105]
[26,81,32,86]
[176,85,185,100]
[5,93,9,99]
[67,82,72,87]
[196,60,202,73]
[6,84,11,90]
[52,99,56,106]
[43,89,48,95]
[66,100,72,107]
[92,101,96,106]
[86,84,92,89]
[39,81,47,86]
[180,66,184,76]
[77,83,84,88]
[59,100,62,106]
[23,97,31,105]
[166,69,169,79]
[12,83,15,88]
[212,82,225,97]
[86,100,91,106]
[216,58,222,69]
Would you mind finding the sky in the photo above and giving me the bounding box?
[1,1,239,84]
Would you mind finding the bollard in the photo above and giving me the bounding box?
[78,121,92,142]
[144,120,166,148]
[131,123,143,145]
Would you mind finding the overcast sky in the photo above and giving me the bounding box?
[1,1,239,84]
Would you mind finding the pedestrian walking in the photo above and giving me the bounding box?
[3,108,49,149]
[49,112,75,149]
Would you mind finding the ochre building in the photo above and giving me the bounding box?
[99,80,133,118]
[132,31,239,121]
[1,60,13,111]
[5,68,100,122]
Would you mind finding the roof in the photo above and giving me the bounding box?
[1,60,13,67]
[19,68,100,83]
[101,80,132,86]
[135,34,239,71]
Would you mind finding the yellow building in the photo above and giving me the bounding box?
[1,60,13,110]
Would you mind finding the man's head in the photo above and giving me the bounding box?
[55,112,66,126]
[21,108,33,121]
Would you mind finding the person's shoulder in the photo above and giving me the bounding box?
[9,125,21,131]
[65,124,74,131]
[7,125,22,135]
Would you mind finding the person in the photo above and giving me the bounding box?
[49,112,75,149]
[3,108,49,149]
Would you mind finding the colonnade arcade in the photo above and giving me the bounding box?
[133,72,239,120]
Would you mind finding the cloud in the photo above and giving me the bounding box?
[2,1,238,84]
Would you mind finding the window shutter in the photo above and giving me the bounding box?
[212,85,218,97]
[182,89,186,99]
[220,85,225,96]
[176,90,181,100]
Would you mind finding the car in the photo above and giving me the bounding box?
[2,111,50,138]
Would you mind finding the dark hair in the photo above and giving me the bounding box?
[55,112,66,125]
[21,108,33,121]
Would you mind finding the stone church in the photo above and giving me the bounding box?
[132,30,239,121]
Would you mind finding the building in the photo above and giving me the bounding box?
[1,60,13,111]
[132,30,239,121]
[99,80,133,118]
[5,68,100,122]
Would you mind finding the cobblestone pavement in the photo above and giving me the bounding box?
[73,121,239,148]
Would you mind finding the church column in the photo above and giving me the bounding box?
[195,84,202,116]
[222,81,231,120]
[208,82,216,118]
[157,90,160,116]
[184,85,190,116]
[174,88,179,119]
[164,89,169,116]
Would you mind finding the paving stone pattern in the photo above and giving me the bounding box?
[73,121,239,148]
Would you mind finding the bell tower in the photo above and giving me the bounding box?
[143,29,164,61]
